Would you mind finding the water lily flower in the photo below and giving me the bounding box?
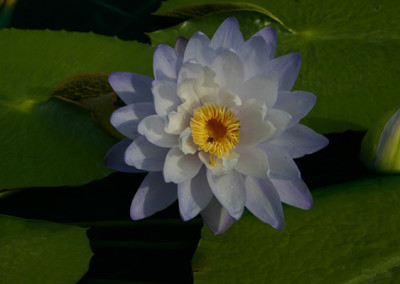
[105,17,328,234]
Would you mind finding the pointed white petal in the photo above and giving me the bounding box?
[198,151,239,176]
[104,138,144,173]
[177,61,203,86]
[109,72,153,104]
[177,79,201,113]
[194,67,219,104]
[153,44,182,81]
[237,99,276,147]
[174,36,188,57]
[201,197,235,235]
[245,176,284,229]
[110,102,155,139]
[124,136,169,171]
[165,111,190,135]
[235,147,269,178]
[178,167,213,221]
[138,115,178,147]
[152,80,180,119]
[271,178,313,210]
[265,52,301,91]
[163,147,202,184]
[258,143,300,180]
[183,31,215,65]
[210,50,244,93]
[206,169,245,220]
[238,35,269,80]
[266,108,292,138]
[274,91,316,127]
[271,124,329,158]
[130,172,177,220]
[252,26,276,60]
[240,72,278,107]
[210,17,244,52]
[220,90,242,109]
[179,127,198,155]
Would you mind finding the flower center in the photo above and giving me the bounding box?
[190,104,240,161]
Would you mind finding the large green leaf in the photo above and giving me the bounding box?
[0,214,93,284]
[0,29,154,189]
[192,176,400,283]
[149,1,400,134]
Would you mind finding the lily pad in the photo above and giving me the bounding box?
[0,214,92,284]
[0,29,154,189]
[192,176,400,283]
[149,1,400,134]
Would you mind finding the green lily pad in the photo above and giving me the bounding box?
[149,1,400,134]
[0,29,154,189]
[192,176,400,283]
[0,214,93,284]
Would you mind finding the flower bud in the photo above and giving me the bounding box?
[360,109,400,173]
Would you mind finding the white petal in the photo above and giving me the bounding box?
[179,127,198,155]
[210,17,244,52]
[177,79,201,113]
[220,90,242,109]
[110,102,155,139]
[163,147,202,184]
[153,44,182,81]
[174,36,188,57]
[183,31,215,65]
[210,50,244,93]
[271,178,313,210]
[124,136,169,171]
[274,91,316,127]
[252,26,276,60]
[240,72,278,107]
[138,115,178,147]
[259,143,300,180]
[266,108,292,138]
[178,167,213,221]
[201,197,235,235]
[238,35,270,80]
[152,80,180,119]
[177,61,203,86]
[271,124,329,158]
[265,52,301,91]
[165,111,190,135]
[109,72,153,104]
[237,99,276,147]
[198,151,239,176]
[104,138,144,173]
[235,147,269,178]
[194,67,219,104]
[206,169,245,220]
[130,172,177,220]
[245,176,284,229]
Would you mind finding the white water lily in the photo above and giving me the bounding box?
[105,17,328,234]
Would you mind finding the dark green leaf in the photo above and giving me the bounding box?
[0,214,93,284]
[0,29,154,189]
[192,176,400,283]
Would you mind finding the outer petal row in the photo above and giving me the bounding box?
[110,102,155,140]
[178,167,213,221]
[131,172,177,220]
[108,72,153,105]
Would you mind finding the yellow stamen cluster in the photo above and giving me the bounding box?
[190,104,240,161]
